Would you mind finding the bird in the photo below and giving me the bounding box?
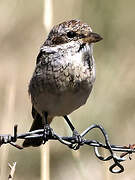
[23,19,102,147]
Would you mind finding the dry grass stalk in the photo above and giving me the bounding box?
[8,162,16,180]
[41,0,53,180]
[0,76,16,180]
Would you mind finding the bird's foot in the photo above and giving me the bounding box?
[43,124,54,144]
[69,130,84,150]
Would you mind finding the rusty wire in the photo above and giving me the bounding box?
[0,123,135,173]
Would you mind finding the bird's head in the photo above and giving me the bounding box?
[44,19,102,47]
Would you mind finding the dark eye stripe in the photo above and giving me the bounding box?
[79,34,85,38]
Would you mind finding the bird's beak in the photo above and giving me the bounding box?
[82,32,103,44]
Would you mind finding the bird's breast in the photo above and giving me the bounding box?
[29,52,95,95]
[29,49,95,116]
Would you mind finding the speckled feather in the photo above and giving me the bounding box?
[29,38,95,115]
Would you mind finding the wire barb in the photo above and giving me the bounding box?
[0,123,135,173]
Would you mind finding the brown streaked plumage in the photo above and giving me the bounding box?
[23,19,102,147]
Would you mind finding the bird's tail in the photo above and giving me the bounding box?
[23,107,52,147]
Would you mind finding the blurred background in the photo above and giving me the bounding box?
[0,0,135,179]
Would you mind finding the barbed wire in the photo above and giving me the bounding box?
[0,123,135,173]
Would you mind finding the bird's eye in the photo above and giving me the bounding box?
[67,31,77,38]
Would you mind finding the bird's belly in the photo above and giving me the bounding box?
[33,87,92,116]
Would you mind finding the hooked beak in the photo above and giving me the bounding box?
[81,32,103,44]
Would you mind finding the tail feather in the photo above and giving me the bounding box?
[23,107,44,147]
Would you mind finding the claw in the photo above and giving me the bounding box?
[43,125,54,143]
